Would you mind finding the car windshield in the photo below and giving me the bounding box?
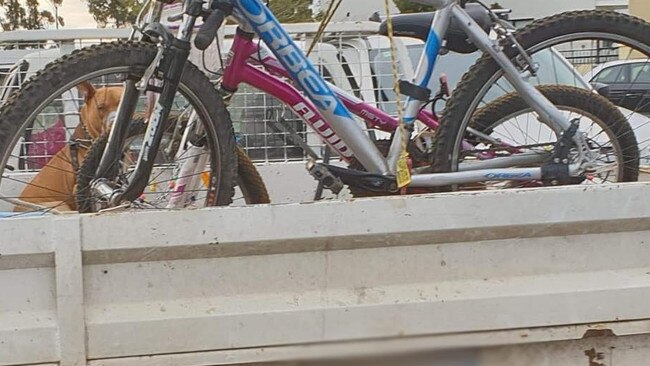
[369,44,589,115]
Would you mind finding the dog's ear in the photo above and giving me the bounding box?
[77,81,96,101]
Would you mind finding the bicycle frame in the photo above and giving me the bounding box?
[221,31,526,164]
[94,0,590,208]
[222,35,439,156]
[227,0,580,186]
[168,20,549,208]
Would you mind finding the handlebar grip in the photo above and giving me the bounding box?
[194,10,225,51]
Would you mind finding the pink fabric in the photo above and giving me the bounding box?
[26,118,66,169]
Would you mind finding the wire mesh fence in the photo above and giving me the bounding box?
[1,21,649,171]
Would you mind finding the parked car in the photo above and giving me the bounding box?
[584,59,650,115]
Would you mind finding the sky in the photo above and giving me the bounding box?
[48,0,605,29]
[53,0,398,28]
[51,0,97,28]
[17,0,632,30]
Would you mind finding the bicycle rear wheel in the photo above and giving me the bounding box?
[466,85,638,189]
[0,41,237,214]
[433,10,650,184]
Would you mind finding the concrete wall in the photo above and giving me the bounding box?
[1,183,649,365]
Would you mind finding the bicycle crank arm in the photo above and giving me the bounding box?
[307,162,398,194]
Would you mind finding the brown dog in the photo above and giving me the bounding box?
[17,82,123,212]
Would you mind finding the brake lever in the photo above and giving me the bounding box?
[194,0,234,50]
[194,9,227,50]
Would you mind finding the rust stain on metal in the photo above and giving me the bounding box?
[582,328,616,338]
[584,348,606,366]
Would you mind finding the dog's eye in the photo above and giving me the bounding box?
[96,104,105,110]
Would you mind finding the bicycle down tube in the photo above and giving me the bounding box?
[386,1,584,184]
[232,0,390,174]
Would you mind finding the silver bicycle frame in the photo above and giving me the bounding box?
[391,1,584,186]
[390,2,583,184]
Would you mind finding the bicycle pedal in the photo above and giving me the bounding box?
[307,161,344,194]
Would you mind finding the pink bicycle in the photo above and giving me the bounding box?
[0,0,645,213]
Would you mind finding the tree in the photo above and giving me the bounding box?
[85,0,145,27]
[0,0,63,30]
[0,0,25,30]
[82,0,312,27]
[393,0,434,13]
[267,0,313,23]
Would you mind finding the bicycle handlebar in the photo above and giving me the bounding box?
[194,9,226,50]
[194,0,233,51]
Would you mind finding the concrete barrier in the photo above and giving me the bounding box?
[1,183,649,365]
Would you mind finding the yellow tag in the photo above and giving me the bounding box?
[200,171,210,188]
[396,151,411,188]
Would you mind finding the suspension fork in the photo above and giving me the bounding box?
[165,111,209,208]
[95,0,166,180]
[121,38,192,202]
[93,0,202,205]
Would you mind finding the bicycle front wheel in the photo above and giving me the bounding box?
[0,41,237,214]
